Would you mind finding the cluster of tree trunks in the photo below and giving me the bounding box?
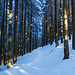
[42,0,74,60]
[0,0,38,68]
[0,0,75,69]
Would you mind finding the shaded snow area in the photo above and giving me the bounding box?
[0,39,75,75]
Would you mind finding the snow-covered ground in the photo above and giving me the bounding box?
[0,39,75,75]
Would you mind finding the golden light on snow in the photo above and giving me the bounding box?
[7,62,12,68]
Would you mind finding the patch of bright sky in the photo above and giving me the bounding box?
[35,0,46,11]
[36,0,41,4]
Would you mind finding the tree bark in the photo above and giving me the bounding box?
[60,0,63,43]
[68,0,71,40]
[13,0,18,64]
[7,0,12,68]
[24,1,26,54]
[55,0,59,47]
[51,2,53,45]
[4,0,7,65]
[63,0,69,59]
[30,0,32,53]
[72,0,75,49]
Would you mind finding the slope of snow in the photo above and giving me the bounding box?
[0,39,75,75]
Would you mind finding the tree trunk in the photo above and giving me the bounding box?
[42,20,44,47]
[13,0,18,64]
[7,0,12,68]
[24,2,26,54]
[30,0,32,53]
[63,0,69,59]
[60,0,63,43]
[68,0,71,40]
[55,0,59,47]
[4,0,7,65]
[72,0,75,49]
[21,0,24,56]
[51,2,53,45]
[27,11,29,53]
[46,15,48,45]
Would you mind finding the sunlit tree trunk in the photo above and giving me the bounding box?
[18,24,21,56]
[7,0,12,68]
[18,1,22,56]
[60,0,63,43]
[55,0,59,47]
[18,32,21,56]
[63,0,69,59]
[72,0,75,49]
[13,0,18,63]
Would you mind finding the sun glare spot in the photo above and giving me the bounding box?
[19,69,29,74]
[14,66,19,69]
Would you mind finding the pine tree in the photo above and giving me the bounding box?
[1,0,6,65]
[44,16,46,46]
[0,0,4,65]
[42,19,44,47]
[46,14,48,45]
[35,23,37,48]
[7,0,12,68]
[68,0,71,40]
[55,0,59,47]
[34,23,37,48]
[36,25,38,48]
[21,0,24,56]
[24,1,27,54]
[63,0,69,59]
[72,0,75,49]
[13,0,18,64]
[27,11,30,53]
[4,0,8,65]
[33,18,35,49]
[60,0,63,43]
[50,2,53,45]
[30,0,32,53]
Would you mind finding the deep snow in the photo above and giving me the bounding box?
[0,39,75,75]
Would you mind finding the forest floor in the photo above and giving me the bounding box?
[0,39,75,75]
